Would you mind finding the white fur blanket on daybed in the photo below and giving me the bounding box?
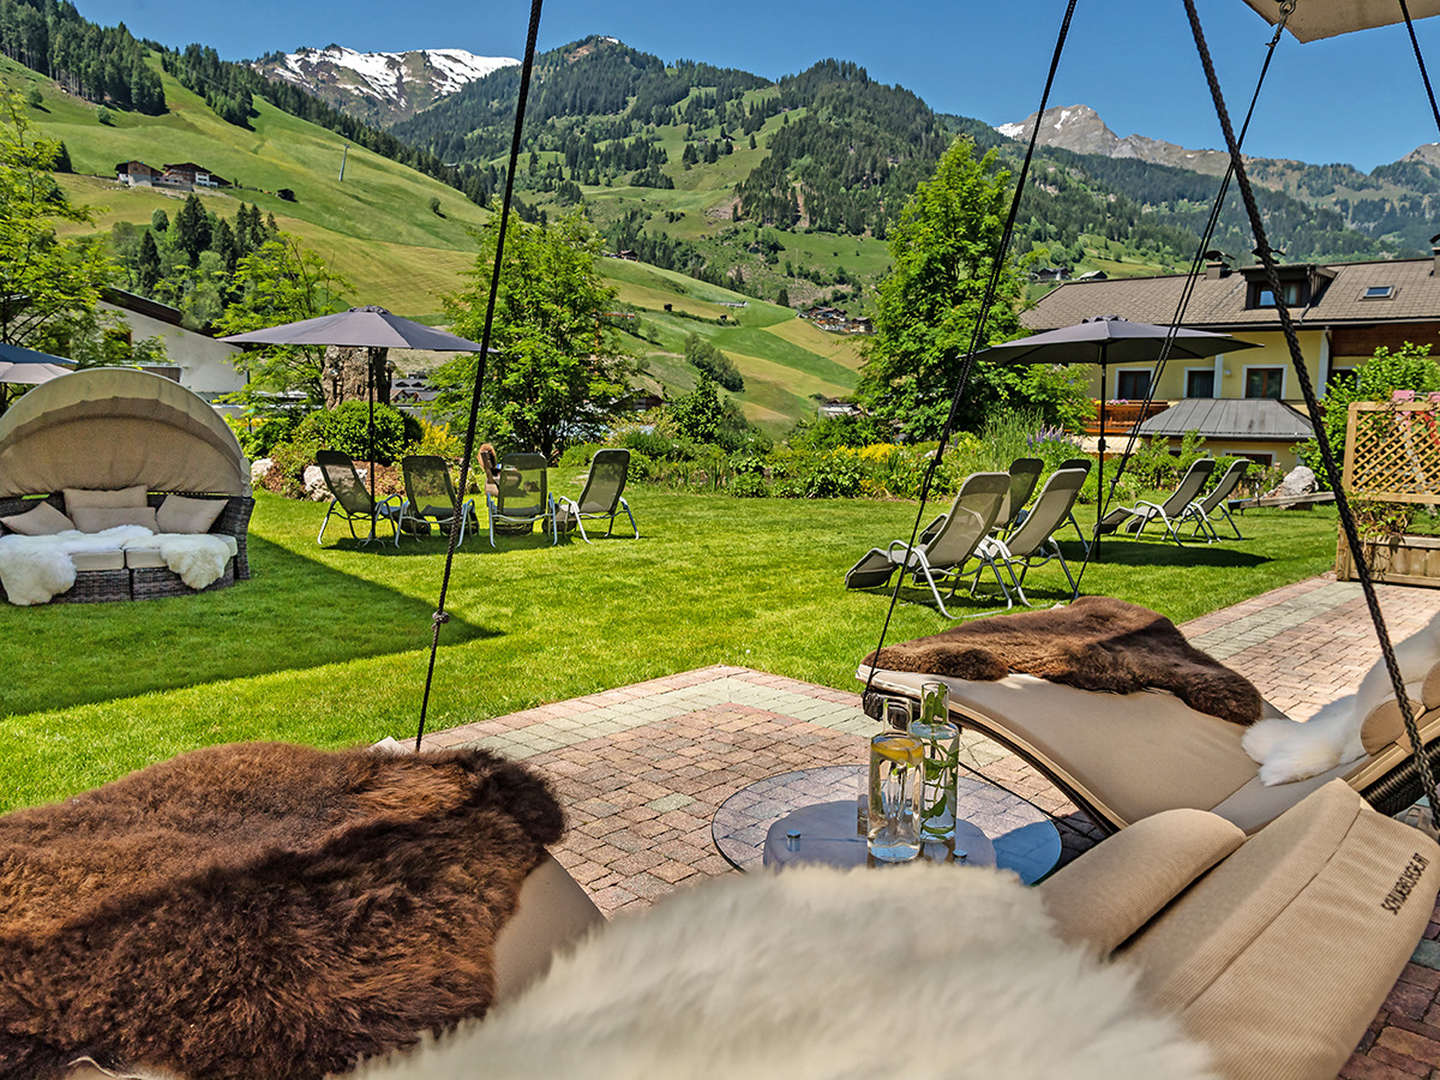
[0,527,232,605]
[352,863,1216,1080]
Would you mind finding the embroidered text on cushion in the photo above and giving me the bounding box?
[864,596,1263,724]
[0,501,74,536]
[0,742,563,1080]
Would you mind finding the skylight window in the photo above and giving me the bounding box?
[1362,285,1396,299]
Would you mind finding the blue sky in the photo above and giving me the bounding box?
[81,0,1440,170]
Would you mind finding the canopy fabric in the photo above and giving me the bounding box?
[0,341,74,366]
[0,368,250,497]
[219,306,484,352]
[0,361,69,385]
[1240,0,1440,41]
[978,316,1257,366]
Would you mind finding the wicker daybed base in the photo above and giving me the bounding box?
[0,492,253,605]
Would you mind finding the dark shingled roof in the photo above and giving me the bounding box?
[1024,258,1440,331]
[1137,398,1316,441]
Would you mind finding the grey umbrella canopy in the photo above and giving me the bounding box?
[979,316,1258,554]
[1239,0,1440,41]
[218,305,485,352]
[0,361,70,384]
[220,306,487,541]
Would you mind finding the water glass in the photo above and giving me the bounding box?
[912,681,960,843]
[867,730,923,862]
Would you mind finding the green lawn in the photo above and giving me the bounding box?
[0,486,1341,811]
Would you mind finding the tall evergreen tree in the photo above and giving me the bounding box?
[174,193,209,266]
[136,229,160,291]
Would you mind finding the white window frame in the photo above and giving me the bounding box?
[1184,366,1217,398]
[1242,364,1287,400]
[1112,366,1154,400]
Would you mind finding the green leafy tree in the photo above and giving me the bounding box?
[434,212,632,457]
[1300,342,1440,484]
[0,95,113,349]
[857,137,1071,437]
[671,373,724,442]
[215,235,350,405]
[151,208,169,233]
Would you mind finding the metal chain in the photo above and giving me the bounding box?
[414,0,545,751]
[861,0,1079,704]
[1183,0,1439,835]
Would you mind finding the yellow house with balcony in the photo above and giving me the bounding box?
[1022,254,1440,468]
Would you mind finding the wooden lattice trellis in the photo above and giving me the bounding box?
[1343,401,1440,506]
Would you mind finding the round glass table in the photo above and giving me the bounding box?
[712,765,1062,884]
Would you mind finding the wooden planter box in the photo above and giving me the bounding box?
[1336,533,1440,588]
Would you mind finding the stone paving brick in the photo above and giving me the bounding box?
[414,575,1440,1059]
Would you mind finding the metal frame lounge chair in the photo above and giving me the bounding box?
[398,455,479,547]
[315,449,402,545]
[996,457,1044,535]
[554,448,638,543]
[1055,456,1093,554]
[1096,458,1215,545]
[845,472,1011,618]
[975,467,1087,606]
[1182,458,1250,542]
[486,452,558,547]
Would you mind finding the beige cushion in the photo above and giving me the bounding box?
[864,670,1261,830]
[124,547,166,569]
[156,494,225,534]
[493,853,605,1004]
[1357,610,1440,753]
[0,500,74,535]
[1040,809,1244,955]
[70,550,125,572]
[71,506,158,534]
[1122,780,1440,1080]
[63,485,148,517]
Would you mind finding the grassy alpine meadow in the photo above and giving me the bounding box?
[0,479,1341,812]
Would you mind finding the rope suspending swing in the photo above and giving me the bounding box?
[1182,0,1440,835]
[861,0,1080,703]
[1068,1,1295,597]
[414,0,545,751]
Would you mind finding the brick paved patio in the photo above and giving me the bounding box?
[416,574,1440,1075]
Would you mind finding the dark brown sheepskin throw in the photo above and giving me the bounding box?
[864,596,1263,725]
[0,742,564,1080]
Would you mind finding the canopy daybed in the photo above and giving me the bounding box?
[0,369,252,603]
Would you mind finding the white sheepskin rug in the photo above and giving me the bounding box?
[350,863,1216,1080]
[1243,609,1440,785]
[0,529,232,604]
[0,526,153,605]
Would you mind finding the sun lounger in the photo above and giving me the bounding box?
[398,455,478,546]
[487,453,557,547]
[845,472,1011,617]
[996,456,1044,534]
[976,467,1087,606]
[554,448,637,542]
[315,450,402,545]
[1183,458,1250,541]
[1097,458,1215,545]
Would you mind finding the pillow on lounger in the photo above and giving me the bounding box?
[156,494,225,534]
[70,505,158,534]
[1358,610,1440,754]
[0,501,75,536]
[63,485,148,518]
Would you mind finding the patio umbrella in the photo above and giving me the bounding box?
[220,307,487,541]
[1239,0,1440,41]
[0,361,71,384]
[977,316,1258,554]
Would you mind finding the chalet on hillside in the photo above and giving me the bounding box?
[1024,251,1440,467]
[162,162,231,188]
[115,161,160,186]
[117,160,231,191]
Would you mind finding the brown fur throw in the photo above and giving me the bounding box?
[864,596,1263,725]
[0,742,563,1080]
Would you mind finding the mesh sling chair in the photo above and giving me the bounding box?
[919,457,1042,546]
[1056,456,1093,554]
[315,450,402,545]
[1096,458,1215,545]
[486,452,558,547]
[1183,458,1251,542]
[554,448,638,543]
[845,472,1011,618]
[975,467,1087,607]
[398,455,479,547]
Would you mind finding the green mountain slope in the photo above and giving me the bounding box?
[0,54,859,432]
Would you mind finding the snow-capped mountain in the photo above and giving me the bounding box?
[253,45,518,125]
[996,104,1231,174]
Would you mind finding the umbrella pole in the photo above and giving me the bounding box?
[1094,358,1106,558]
[366,351,377,543]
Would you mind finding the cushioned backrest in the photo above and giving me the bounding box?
[1120,780,1440,1080]
[1358,610,1440,754]
[1040,808,1244,955]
